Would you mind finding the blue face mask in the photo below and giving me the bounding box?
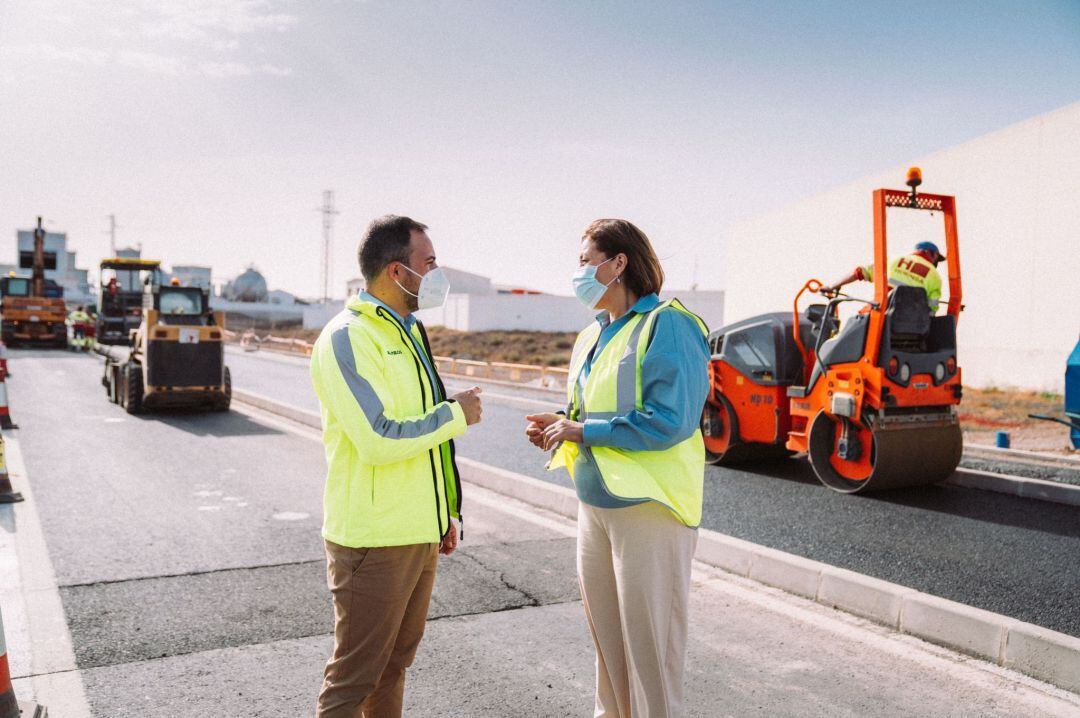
[572,256,617,309]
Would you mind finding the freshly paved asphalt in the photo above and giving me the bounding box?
[225,347,1080,638]
[8,347,1079,717]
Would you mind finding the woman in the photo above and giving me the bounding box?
[525,218,710,717]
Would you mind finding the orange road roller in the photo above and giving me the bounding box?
[701,169,963,492]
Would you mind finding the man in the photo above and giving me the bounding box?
[310,215,483,717]
[67,305,91,350]
[822,240,946,312]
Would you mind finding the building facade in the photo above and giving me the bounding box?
[13,229,92,305]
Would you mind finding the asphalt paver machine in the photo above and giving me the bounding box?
[701,169,964,492]
[103,278,231,413]
[96,258,163,345]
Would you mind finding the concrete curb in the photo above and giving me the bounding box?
[458,458,1080,696]
[231,391,1080,695]
[946,468,1080,507]
[233,388,321,429]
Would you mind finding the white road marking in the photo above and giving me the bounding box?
[272,511,309,521]
[197,506,222,512]
[223,496,241,502]
[104,418,125,423]
[193,489,223,498]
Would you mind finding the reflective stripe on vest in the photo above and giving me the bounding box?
[553,299,708,527]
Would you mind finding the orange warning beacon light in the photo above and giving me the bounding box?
[906,166,922,188]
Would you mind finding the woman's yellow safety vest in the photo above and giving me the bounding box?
[549,299,708,527]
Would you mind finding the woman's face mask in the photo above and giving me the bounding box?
[396,264,451,310]
[572,256,617,309]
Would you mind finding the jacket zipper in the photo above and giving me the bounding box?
[417,320,463,540]
[375,307,446,539]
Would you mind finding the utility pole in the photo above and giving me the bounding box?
[319,190,339,303]
[106,214,118,255]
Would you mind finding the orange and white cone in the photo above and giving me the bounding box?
[0,604,47,717]
[0,367,15,431]
[0,436,21,505]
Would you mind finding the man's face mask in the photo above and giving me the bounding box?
[396,264,451,310]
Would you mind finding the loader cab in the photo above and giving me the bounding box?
[0,277,30,297]
[0,277,63,299]
[147,285,214,326]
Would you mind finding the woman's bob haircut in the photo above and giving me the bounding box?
[582,218,664,298]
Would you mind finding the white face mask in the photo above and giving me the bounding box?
[395,264,451,310]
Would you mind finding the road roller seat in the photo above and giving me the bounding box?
[880,285,958,389]
[885,285,931,348]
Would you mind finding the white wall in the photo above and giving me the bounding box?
[726,102,1080,392]
[416,293,595,332]
[664,289,725,333]
[416,289,725,333]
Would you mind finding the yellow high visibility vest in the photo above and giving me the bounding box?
[310,295,466,548]
[549,299,708,527]
[862,254,943,311]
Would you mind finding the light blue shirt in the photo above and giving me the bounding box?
[359,292,443,402]
[571,294,711,508]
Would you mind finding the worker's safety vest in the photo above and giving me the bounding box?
[549,299,708,527]
[863,254,943,311]
[310,295,465,548]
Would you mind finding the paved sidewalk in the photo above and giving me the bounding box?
[65,484,1080,717]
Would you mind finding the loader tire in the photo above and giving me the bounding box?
[212,366,232,412]
[124,363,144,415]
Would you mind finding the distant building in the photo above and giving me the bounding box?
[114,246,142,260]
[268,289,299,305]
[222,266,269,302]
[171,265,212,290]
[13,228,92,305]
[344,267,495,299]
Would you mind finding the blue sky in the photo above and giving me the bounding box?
[1,0,1077,297]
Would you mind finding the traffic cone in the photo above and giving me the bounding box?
[0,436,22,504]
[0,605,47,718]
[0,366,15,431]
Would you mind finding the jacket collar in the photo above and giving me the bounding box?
[594,293,660,328]
[348,291,417,329]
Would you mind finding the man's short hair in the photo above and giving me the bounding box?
[358,215,429,283]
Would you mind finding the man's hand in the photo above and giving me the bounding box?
[540,418,584,451]
[524,412,561,449]
[439,520,458,556]
[451,386,483,425]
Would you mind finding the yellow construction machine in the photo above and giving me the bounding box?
[103,278,231,413]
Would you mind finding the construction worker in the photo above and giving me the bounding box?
[525,218,710,716]
[67,305,91,350]
[310,215,483,718]
[822,240,946,312]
